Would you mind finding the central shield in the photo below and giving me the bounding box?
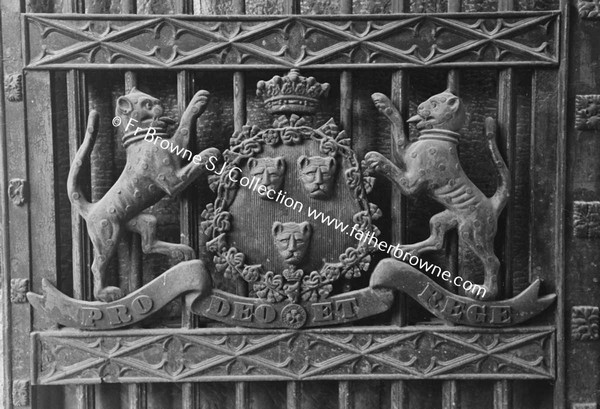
[196,70,392,328]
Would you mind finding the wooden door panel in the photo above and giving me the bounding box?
[0,0,575,408]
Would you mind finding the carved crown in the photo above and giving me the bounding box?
[256,69,330,115]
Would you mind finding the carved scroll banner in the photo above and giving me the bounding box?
[187,288,394,329]
[26,260,211,330]
[371,259,556,327]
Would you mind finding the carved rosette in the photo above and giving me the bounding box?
[10,278,29,303]
[12,380,29,407]
[573,201,600,239]
[575,95,600,130]
[201,71,379,309]
[571,306,600,341]
[5,73,23,102]
[578,0,600,19]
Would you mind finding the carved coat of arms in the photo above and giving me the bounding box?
[27,70,556,331]
[194,69,391,328]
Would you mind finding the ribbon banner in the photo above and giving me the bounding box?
[26,260,211,330]
[27,258,555,330]
[369,259,556,327]
[187,288,394,329]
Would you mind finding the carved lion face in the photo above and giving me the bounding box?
[407,90,465,132]
[272,221,312,265]
[115,87,167,130]
[248,157,286,199]
[297,156,337,199]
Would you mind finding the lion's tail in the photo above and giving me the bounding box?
[485,117,511,215]
[67,110,99,219]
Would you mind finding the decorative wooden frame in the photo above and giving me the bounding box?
[31,326,555,384]
[0,0,570,407]
[23,12,560,70]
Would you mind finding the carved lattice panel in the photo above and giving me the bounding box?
[23,13,559,69]
[32,327,554,384]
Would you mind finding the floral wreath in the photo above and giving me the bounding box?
[201,114,381,304]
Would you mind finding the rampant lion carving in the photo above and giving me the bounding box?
[68,87,220,302]
[364,90,510,300]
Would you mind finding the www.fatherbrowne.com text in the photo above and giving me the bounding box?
[122,119,486,299]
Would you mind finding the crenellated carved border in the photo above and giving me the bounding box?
[22,12,559,70]
[31,326,555,384]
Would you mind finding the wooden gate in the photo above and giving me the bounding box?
[0,0,579,407]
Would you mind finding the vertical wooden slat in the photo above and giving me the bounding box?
[27,70,63,409]
[233,72,247,138]
[442,73,460,409]
[493,380,511,409]
[338,381,353,409]
[282,1,304,405]
[447,0,461,12]
[445,21,460,287]
[122,0,137,13]
[389,0,410,404]
[232,9,247,299]
[389,70,410,409]
[339,0,353,329]
[233,0,245,14]
[284,0,301,14]
[67,70,92,302]
[122,71,143,295]
[63,0,84,12]
[1,0,35,406]
[497,0,514,10]
[287,382,302,409]
[231,2,249,405]
[177,70,201,409]
[235,382,249,409]
[67,70,95,409]
[128,384,147,409]
[174,0,191,13]
[339,0,355,404]
[0,9,15,409]
[529,71,559,298]
[555,1,569,408]
[178,70,197,327]
[27,72,59,326]
[122,5,144,407]
[63,5,90,409]
[119,70,147,409]
[84,2,120,409]
[339,67,354,294]
[122,6,142,409]
[494,0,516,406]
[442,380,459,409]
[442,2,462,406]
[497,69,516,299]
[0,36,9,409]
[340,71,353,144]
[389,70,409,326]
[391,381,409,409]
[497,0,516,301]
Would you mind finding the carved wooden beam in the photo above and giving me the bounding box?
[22,12,560,70]
[31,326,555,385]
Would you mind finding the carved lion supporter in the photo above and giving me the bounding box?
[68,87,220,302]
[364,90,510,300]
